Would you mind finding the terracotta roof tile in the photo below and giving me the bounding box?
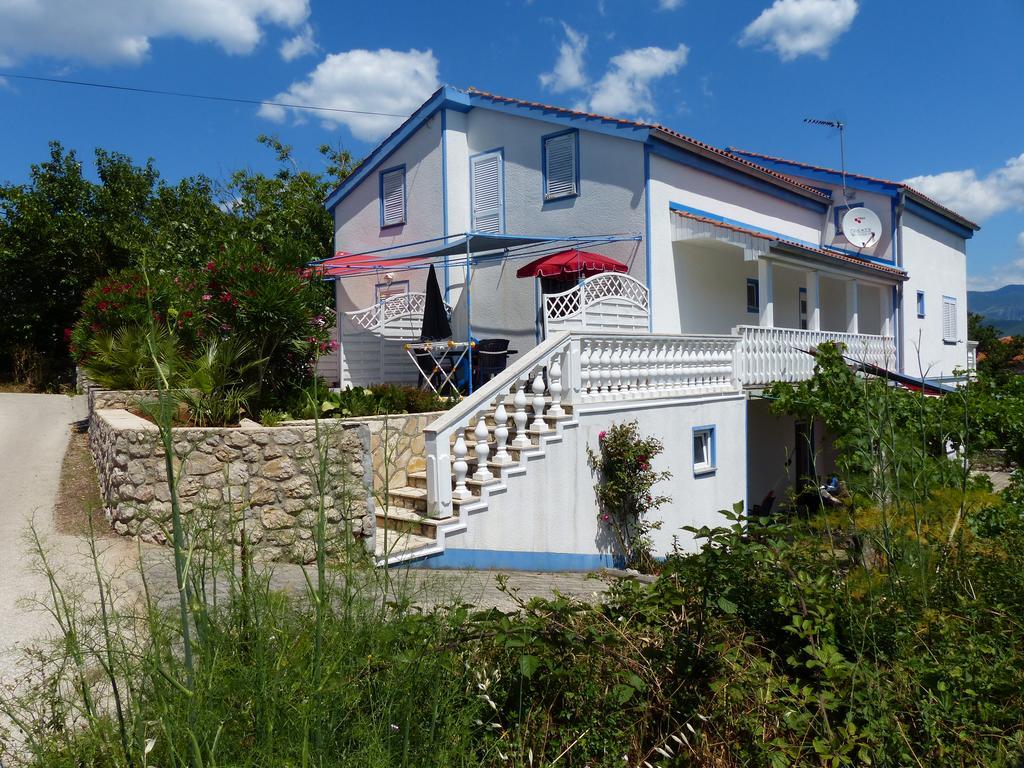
[671,208,907,279]
[725,147,980,230]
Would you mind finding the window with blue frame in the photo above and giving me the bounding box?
[917,290,926,318]
[542,129,579,201]
[746,278,759,313]
[379,166,406,228]
[693,426,716,475]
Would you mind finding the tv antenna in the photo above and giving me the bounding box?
[804,117,853,201]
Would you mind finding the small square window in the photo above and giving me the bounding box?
[917,291,926,319]
[746,279,759,314]
[693,426,715,475]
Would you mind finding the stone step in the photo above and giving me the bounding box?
[374,528,436,561]
[388,485,428,513]
[376,506,453,538]
[406,469,427,489]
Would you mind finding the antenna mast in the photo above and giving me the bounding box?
[804,117,851,201]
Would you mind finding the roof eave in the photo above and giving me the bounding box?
[902,187,980,233]
[771,240,907,282]
[653,129,830,205]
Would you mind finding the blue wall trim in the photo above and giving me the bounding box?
[903,197,976,240]
[730,153,975,240]
[465,93,650,141]
[378,164,407,228]
[325,86,463,210]
[668,201,902,270]
[407,548,622,572]
[692,424,717,476]
[540,127,581,202]
[440,107,450,299]
[730,153,899,195]
[643,143,653,331]
[649,140,829,213]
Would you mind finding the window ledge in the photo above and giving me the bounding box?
[543,191,579,203]
[943,339,957,346]
[694,466,717,477]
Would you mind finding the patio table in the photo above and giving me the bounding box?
[404,340,475,395]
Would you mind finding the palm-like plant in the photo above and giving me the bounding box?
[82,324,182,390]
[180,338,265,426]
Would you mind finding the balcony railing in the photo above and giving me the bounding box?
[422,330,740,518]
[734,325,896,387]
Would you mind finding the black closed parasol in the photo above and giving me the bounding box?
[419,264,452,341]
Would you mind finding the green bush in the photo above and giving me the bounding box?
[73,241,332,413]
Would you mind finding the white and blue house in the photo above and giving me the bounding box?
[316,86,978,570]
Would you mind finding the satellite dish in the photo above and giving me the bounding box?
[841,207,882,249]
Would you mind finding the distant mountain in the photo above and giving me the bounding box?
[968,284,1024,335]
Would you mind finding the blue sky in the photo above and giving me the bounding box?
[1,0,1022,290]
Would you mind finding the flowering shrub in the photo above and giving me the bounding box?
[587,421,671,572]
[72,239,332,410]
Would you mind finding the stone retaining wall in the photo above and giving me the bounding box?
[281,412,443,494]
[90,408,376,564]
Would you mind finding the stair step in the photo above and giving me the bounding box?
[374,528,436,560]
[376,506,454,537]
[388,485,428,513]
[406,470,428,489]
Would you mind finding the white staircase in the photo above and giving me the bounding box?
[373,330,740,566]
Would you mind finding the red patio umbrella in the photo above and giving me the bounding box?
[515,249,628,279]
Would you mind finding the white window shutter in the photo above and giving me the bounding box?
[471,151,503,234]
[942,297,957,342]
[544,132,577,199]
[381,169,405,226]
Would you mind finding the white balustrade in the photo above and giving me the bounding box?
[733,325,896,387]
[472,414,493,482]
[423,330,742,518]
[492,401,511,465]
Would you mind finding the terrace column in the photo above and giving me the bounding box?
[880,286,893,337]
[845,280,859,335]
[758,259,774,328]
[805,270,821,331]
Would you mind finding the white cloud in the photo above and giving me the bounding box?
[740,0,858,61]
[0,0,308,65]
[279,23,316,61]
[658,0,684,9]
[586,44,688,116]
[904,154,1024,223]
[258,48,439,142]
[539,23,588,93]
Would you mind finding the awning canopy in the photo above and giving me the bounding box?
[312,232,641,278]
[515,249,628,279]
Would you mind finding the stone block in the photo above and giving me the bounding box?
[282,476,312,499]
[260,507,292,530]
[131,485,154,503]
[262,457,296,481]
[182,452,223,476]
[274,430,301,446]
[225,431,250,448]
[249,478,278,506]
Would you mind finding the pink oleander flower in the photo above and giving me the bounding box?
[598,430,607,441]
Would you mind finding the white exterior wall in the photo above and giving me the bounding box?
[672,242,757,334]
[900,211,969,378]
[648,154,826,334]
[438,395,747,563]
[445,108,645,356]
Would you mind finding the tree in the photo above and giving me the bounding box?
[0,136,352,388]
[969,312,1024,383]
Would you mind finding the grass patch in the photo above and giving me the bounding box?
[53,424,107,536]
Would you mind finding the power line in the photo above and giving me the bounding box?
[0,71,411,119]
